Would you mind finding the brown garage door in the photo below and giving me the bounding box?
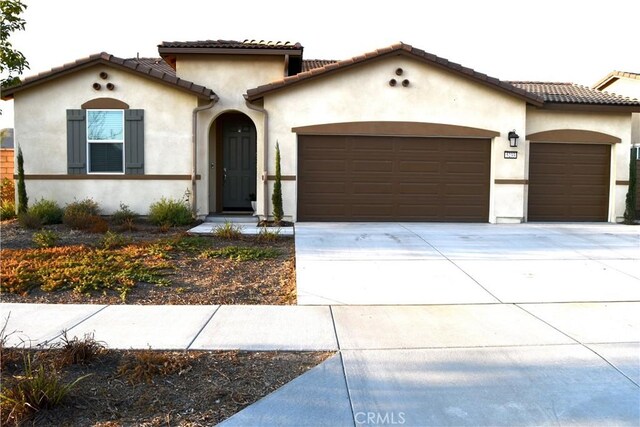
[528,143,610,221]
[297,135,491,221]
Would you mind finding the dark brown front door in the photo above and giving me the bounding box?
[528,143,611,221]
[297,135,491,222]
[222,116,256,211]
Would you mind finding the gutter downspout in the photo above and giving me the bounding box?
[191,94,219,217]
[245,96,268,220]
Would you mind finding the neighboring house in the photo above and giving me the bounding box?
[2,40,639,223]
[0,129,14,181]
[593,71,640,216]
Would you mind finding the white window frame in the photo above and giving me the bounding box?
[86,109,125,174]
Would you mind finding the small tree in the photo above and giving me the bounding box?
[624,147,637,223]
[1,0,30,89]
[272,142,283,223]
[16,145,27,214]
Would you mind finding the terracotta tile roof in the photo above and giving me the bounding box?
[302,59,338,72]
[1,52,216,100]
[129,57,175,75]
[246,42,545,106]
[508,81,640,105]
[159,39,302,50]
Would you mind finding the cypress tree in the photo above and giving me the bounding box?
[272,142,283,223]
[624,147,637,223]
[17,146,28,214]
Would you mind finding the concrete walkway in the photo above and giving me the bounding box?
[1,302,638,426]
[295,223,640,305]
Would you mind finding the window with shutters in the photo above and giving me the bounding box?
[67,108,144,175]
[87,110,124,173]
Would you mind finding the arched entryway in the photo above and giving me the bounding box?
[208,112,257,213]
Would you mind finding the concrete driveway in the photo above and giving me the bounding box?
[295,223,640,305]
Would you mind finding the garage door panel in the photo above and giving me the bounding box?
[528,143,610,221]
[298,135,490,221]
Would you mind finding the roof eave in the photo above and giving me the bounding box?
[246,47,545,107]
[158,47,303,57]
[538,102,640,113]
[1,56,215,101]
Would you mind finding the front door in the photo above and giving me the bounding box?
[222,116,257,211]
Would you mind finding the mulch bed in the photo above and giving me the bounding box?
[0,220,296,305]
[0,347,332,426]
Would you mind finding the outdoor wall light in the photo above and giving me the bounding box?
[508,130,519,147]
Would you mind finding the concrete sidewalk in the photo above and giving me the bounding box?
[1,302,638,426]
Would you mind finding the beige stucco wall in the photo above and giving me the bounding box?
[262,55,529,223]
[177,55,284,107]
[176,55,286,217]
[525,108,633,222]
[601,79,640,146]
[12,64,198,213]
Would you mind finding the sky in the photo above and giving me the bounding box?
[1,0,639,129]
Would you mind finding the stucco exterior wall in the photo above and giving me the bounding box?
[176,55,284,217]
[525,108,632,222]
[262,55,529,223]
[12,64,199,213]
[177,55,283,106]
[602,79,640,146]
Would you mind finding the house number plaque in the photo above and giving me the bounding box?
[504,151,518,159]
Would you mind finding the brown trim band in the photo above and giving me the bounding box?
[81,98,130,109]
[267,175,296,181]
[616,180,630,185]
[527,129,621,144]
[494,179,528,185]
[16,174,202,180]
[292,122,500,138]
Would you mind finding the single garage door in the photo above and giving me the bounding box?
[297,135,491,221]
[528,143,610,221]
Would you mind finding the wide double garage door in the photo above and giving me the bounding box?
[528,143,611,221]
[297,135,491,222]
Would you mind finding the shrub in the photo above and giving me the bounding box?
[98,231,130,249]
[85,215,109,234]
[55,332,107,367]
[117,351,191,385]
[32,230,59,248]
[28,199,63,224]
[148,197,192,226]
[624,147,637,223]
[63,199,100,229]
[212,221,242,239]
[119,217,138,232]
[0,200,16,220]
[200,246,280,261]
[0,353,88,425]
[272,142,283,223]
[112,203,137,225]
[256,226,280,243]
[0,177,14,202]
[17,212,42,229]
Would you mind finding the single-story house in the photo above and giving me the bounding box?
[2,40,640,223]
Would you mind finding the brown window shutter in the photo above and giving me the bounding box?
[124,109,144,175]
[67,109,87,174]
